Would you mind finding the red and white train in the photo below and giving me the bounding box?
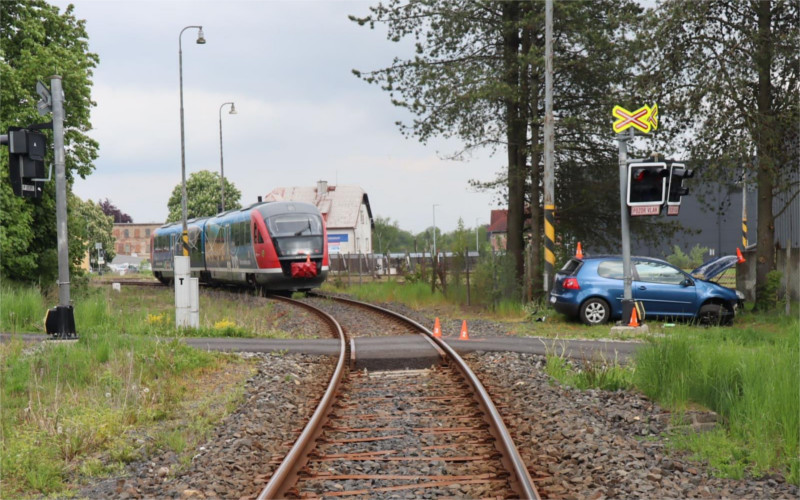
[150,200,329,293]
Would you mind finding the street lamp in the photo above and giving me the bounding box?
[432,204,440,258]
[178,25,205,255]
[218,101,236,212]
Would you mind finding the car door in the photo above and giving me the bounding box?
[633,259,697,318]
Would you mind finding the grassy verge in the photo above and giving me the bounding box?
[1,329,250,497]
[545,353,633,392]
[1,283,313,339]
[634,312,799,484]
[0,282,299,496]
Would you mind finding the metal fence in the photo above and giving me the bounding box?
[328,252,480,278]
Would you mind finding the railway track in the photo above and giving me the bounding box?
[260,294,539,499]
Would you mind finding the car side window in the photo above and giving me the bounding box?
[597,260,624,279]
[635,261,685,285]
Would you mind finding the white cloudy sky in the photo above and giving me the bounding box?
[52,0,505,234]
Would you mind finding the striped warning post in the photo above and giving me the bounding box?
[545,204,556,286]
[742,216,748,249]
[182,230,190,257]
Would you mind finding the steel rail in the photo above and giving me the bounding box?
[257,295,348,500]
[309,292,540,500]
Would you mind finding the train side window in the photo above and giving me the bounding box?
[254,224,264,244]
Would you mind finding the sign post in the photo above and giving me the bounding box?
[612,103,658,325]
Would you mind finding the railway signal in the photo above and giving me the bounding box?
[6,127,48,198]
[626,161,669,215]
[666,162,694,216]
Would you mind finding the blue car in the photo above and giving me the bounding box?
[549,255,744,325]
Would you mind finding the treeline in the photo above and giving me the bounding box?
[352,0,799,308]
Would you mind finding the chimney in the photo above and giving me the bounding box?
[317,180,328,194]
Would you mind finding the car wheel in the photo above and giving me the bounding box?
[696,303,732,326]
[580,298,610,325]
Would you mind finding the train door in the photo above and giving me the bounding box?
[224,224,232,274]
[253,218,269,269]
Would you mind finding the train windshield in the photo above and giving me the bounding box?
[266,214,323,237]
[266,214,324,257]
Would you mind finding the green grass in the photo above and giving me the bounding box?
[333,280,451,309]
[545,353,634,392]
[634,312,799,484]
[3,283,313,339]
[0,328,232,496]
[0,282,263,497]
[0,283,45,333]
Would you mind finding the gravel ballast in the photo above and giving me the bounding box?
[466,351,798,499]
[72,297,797,499]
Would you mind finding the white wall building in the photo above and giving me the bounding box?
[265,181,374,254]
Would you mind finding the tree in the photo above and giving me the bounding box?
[372,216,415,254]
[99,198,132,223]
[72,196,116,270]
[1,1,99,283]
[352,0,652,297]
[640,0,799,309]
[166,170,242,222]
[351,1,531,283]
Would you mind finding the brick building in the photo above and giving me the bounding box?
[112,223,162,256]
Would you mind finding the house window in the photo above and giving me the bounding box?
[145,229,151,237]
[124,229,129,238]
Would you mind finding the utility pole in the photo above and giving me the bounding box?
[49,76,76,338]
[543,0,556,293]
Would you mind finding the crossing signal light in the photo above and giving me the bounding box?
[7,127,47,198]
[667,162,693,204]
[627,162,669,207]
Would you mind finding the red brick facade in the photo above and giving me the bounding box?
[112,223,162,256]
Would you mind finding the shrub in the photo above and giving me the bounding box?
[666,244,709,269]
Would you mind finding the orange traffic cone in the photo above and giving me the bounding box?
[459,320,469,340]
[433,317,442,338]
[576,242,584,259]
[736,247,746,264]
[628,306,640,328]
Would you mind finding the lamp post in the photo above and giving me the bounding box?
[432,204,440,258]
[178,25,205,255]
[218,101,236,212]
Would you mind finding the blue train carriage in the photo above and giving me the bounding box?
[150,217,209,284]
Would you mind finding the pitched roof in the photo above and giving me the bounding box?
[264,182,373,229]
[486,210,508,233]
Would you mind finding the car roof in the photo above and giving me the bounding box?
[576,255,668,263]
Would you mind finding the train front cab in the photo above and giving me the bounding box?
[251,202,328,292]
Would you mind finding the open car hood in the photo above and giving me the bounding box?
[691,255,738,281]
